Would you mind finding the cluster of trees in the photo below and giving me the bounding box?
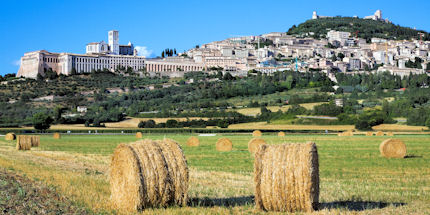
[336,71,430,91]
[0,73,16,81]
[405,57,424,69]
[161,48,177,58]
[287,17,430,41]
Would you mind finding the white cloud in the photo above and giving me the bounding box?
[12,59,21,66]
[135,46,153,58]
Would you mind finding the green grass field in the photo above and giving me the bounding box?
[0,134,429,214]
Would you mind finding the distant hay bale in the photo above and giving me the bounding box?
[186,136,199,147]
[387,132,394,136]
[366,131,373,136]
[380,139,406,158]
[248,138,266,154]
[30,136,40,147]
[375,131,384,136]
[252,130,262,137]
[5,133,16,141]
[254,142,319,212]
[216,138,232,152]
[16,135,31,150]
[110,138,189,211]
[278,131,285,137]
[136,132,143,138]
[338,131,353,136]
[53,132,61,139]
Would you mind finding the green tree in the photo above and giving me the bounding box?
[32,112,53,130]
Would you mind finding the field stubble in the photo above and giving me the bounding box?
[0,134,429,214]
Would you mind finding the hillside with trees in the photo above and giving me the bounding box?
[287,17,430,42]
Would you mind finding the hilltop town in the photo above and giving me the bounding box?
[16,10,430,80]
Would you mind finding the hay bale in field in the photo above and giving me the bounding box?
[252,130,262,137]
[366,131,373,136]
[375,131,384,136]
[380,139,406,158]
[110,138,189,211]
[53,132,61,139]
[338,131,353,136]
[387,132,394,136]
[30,136,40,147]
[186,136,199,147]
[16,135,31,150]
[248,138,266,154]
[216,138,232,152]
[278,131,285,137]
[136,132,143,138]
[254,142,319,212]
[5,133,16,141]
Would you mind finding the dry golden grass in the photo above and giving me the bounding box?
[105,117,210,128]
[372,124,428,131]
[230,103,326,116]
[229,122,354,131]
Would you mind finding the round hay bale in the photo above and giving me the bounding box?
[254,142,319,212]
[337,132,343,137]
[5,133,16,141]
[387,132,394,136]
[110,138,189,211]
[380,139,406,158]
[375,131,384,136]
[278,131,285,137]
[366,131,373,136]
[30,136,40,147]
[53,132,61,139]
[252,130,262,137]
[16,135,31,150]
[186,136,199,147]
[136,132,143,138]
[248,138,266,154]
[216,138,232,152]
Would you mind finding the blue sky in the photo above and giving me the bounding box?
[1,0,429,76]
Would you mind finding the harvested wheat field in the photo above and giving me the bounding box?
[247,138,266,154]
[186,137,200,147]
[254,142,319,212]
[0,134,429,214]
